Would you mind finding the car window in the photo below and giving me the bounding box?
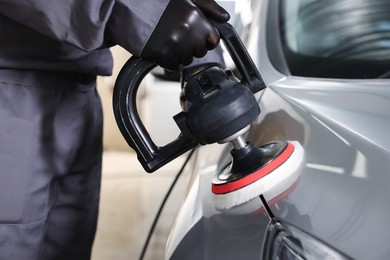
[280,0,390,79]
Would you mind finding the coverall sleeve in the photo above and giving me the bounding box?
[0,0,169,56]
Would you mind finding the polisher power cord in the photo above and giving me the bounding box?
[139,148,196,260]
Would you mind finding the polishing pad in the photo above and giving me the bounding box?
[212,141,304,211]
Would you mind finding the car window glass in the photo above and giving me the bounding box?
[280,0,390,79]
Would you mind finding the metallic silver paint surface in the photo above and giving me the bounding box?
[253,78,390,259]
[167,0,390,259]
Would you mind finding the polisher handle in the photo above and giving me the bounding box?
[112,57,197,173]
[213,22,265,93]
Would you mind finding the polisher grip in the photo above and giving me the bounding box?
[112,57,197,172]
[213,22,265,93]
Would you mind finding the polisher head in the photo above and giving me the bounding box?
[212,141,305,211]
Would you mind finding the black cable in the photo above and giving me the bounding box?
[259,194,275,219]
[139,147,197,260]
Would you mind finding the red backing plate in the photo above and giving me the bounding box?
[212,142,295,194]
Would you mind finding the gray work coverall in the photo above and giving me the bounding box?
[0,0,169,259]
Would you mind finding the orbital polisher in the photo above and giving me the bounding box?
[112,22,304,211]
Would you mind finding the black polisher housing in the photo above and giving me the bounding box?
[181,67,260,145]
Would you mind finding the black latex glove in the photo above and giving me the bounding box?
[141,0,230,71]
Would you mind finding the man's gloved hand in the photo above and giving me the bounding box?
[141,0,230,71]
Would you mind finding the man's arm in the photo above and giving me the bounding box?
[0,0,229,70]
[0,0,169,55]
